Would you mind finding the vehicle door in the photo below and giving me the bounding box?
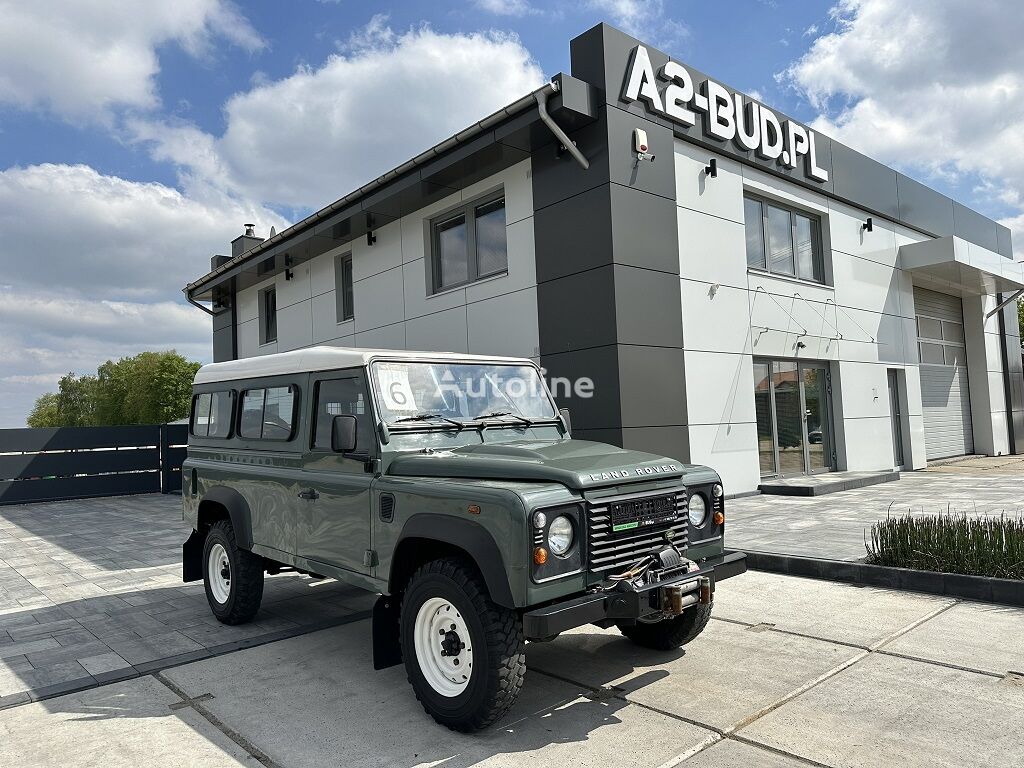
[296,369,376,574]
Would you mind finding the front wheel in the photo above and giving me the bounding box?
[400,558,526,731]
[618,602,713,650]
[202,519,264,625]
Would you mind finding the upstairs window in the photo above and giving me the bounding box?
[430,192,507,293]
[260,286,277,344]
[239,385,296,440]
[336,253,354,322]
[744,195,824,283]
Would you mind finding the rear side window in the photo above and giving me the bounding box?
[190,391,235,438]
[312,376,371,451]
[238,385,297,440]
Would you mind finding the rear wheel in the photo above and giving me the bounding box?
[400,558,526,731]
[618,602,713,650]
[202,519,264,625]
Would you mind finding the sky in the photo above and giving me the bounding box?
[1,0,1022,427]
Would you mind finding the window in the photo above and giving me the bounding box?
[190,391,234,438]
[916,314,967,368]
[260,287,277,344]
[430,193,507,292]
[744,195,824,282]
[238,385,296,440]
[312,376,372,452]
[335,253,354,322]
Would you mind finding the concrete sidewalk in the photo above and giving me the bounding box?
[727,459,1024,561]
[0,495,374,707]
[3,571,1022,767]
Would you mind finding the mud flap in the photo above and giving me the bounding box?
[182,529,204,583]
[372,595,402,670]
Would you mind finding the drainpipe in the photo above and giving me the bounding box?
[535,84,590,171]
[985,288,1024,321]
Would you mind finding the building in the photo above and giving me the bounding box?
[184,23,1024,495]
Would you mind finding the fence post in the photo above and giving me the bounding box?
[159,424,169,494]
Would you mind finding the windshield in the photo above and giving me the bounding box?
[370,361,557,425]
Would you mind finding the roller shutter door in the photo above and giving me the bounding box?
[914,287,974,459]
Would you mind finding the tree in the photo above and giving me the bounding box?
[26,351,201,427]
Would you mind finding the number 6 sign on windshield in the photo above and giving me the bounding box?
[379,366,417,411]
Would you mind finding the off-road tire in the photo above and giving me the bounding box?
[203,519,264,625]
[400,558,526,732]
[618,602,713,650]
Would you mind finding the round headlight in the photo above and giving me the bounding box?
[688,494,707,527]
[547,515,574,556]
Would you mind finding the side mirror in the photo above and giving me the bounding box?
[558,408,572,437]
[331,415,358,453]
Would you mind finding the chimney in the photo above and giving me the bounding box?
[231,223,264,258]
[211,254,231,270]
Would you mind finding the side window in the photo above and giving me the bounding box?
[260,286,278,344]
[190,391,235,438]
[744,194,825,283]
[312,376,372,453]
[239,386,296,440]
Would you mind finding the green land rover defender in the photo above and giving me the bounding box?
[181,347,745,731]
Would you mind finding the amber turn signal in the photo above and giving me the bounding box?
[713,511,725,526]
[533,547,548,565]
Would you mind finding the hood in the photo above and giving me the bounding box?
[386,439,690,490]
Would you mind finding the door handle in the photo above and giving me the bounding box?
[297,489,320,500]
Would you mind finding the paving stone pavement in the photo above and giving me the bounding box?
[728,459,1024,561]
[0,494,374,707]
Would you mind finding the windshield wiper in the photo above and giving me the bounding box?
[473,411,533,426]
[392,413,465,429]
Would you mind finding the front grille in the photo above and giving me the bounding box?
[586,490,689,574]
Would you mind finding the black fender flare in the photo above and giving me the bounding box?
[393,514,516,608]
[198,486,254,550]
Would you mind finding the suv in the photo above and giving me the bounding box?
[182,347,745,731]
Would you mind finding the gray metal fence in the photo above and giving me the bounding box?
[0,423,187,505]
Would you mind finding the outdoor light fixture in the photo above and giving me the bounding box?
[705,158,718,177]
[863,217,873,232]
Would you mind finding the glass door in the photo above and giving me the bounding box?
[801,364,831,474]
[755,359,834,477]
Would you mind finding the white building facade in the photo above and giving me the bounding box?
[187,24,1024,495]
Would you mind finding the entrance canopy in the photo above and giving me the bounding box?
[899,236,1024,296]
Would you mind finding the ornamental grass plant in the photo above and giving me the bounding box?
[865,512,1024,579]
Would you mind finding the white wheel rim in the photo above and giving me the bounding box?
[208,542,231,604]
[413,597,474,697]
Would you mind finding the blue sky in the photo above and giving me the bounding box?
[1,0,1021,426]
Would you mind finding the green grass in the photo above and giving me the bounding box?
[865,513,1024,579]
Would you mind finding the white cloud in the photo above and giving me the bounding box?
[587,0,688,50]
[784,0,1024,254]
[474,0,541,16]
[131,17,546,210]
[0,163,287,426]
[0,0,263,121]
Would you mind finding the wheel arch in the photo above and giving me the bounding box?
[389,515,515,609]
[197,486,254,550]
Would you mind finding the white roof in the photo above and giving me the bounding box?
[194,346,534,385]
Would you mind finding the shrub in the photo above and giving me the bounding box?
[865,513,1024,579]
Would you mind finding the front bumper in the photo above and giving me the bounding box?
[522,550,746,639]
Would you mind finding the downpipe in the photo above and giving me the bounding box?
[535,84,590,171]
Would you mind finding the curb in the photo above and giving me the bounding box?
[735,550,1024,607]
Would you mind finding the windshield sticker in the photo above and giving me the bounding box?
[379,367,417,411]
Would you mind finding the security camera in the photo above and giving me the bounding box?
[633,127,655,162]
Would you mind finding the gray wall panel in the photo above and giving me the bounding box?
[540,345,621,431]
[621,426,690,463]
[533,185,612,283]
[531,113,610,212]
[997,224,1014,259]
[213,326,235,363]
[605,106,676,200]
[537,266,618,354]
[830,142,899,220]
[896,173,954,238]
[617,345,686,428]
[609,184,680,274]
[953,202,999,254]
[613,265,684,348]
